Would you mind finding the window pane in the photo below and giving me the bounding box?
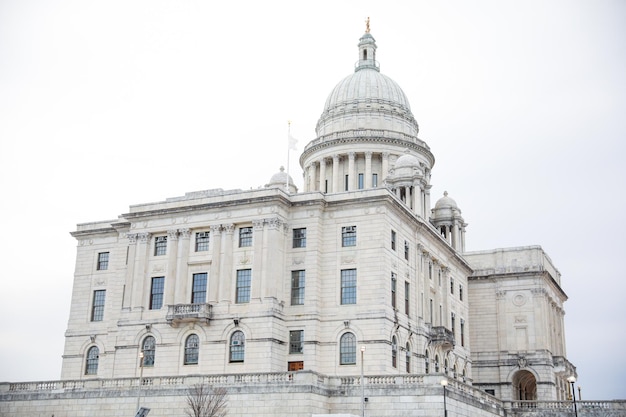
[236,269,251,303]
[230,331,245,362]
[154,236,167,256]
[358,173,364,189]
[342,226,356,247]
[184,334,199,365]
[289,330,304,354]
[391,230,396,250]
[340,333,356,365]
[150,277,164,310]
[85,346,99,375]
[195,232,210,252]
[142,336,156,367]
[341,269,357,305]
[291,270,305,305]
[91,290,106,321]
[97,252,109,270]
[292,228,306,248]
[192,273,207,304]
[239,227,253,247]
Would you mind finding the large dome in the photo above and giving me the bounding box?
[315,32,419,138]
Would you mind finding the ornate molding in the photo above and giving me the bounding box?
[253,219,265,231]
[126,233,138,244]
[178,228,191,239]
[138,232,151,244]
[167,229,179,240]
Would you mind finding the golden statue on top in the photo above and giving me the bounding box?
[365,17,370,33]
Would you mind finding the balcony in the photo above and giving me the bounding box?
[429,326,455,349]
[166,303,212,325]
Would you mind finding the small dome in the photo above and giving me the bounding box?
[265,166,298,193]
[435,191,458,209]
[394,153,420,168]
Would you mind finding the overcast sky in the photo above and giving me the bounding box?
[1,0,625,400]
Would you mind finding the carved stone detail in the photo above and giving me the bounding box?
[178,228,191,239]
[138,233,151,244]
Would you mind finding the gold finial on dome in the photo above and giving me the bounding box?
[365,17,370,33]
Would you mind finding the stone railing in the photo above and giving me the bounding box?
[165,303,212,325]
[506,400,626,410]
[303,129,429,151]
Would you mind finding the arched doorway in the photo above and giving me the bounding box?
[512,370,537,400]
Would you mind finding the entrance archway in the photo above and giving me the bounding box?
[512,370,537,400]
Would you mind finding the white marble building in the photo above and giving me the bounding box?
[0,28,587,417]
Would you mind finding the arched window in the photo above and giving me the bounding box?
[184,334,199,365]
[339,332,356,365]
[405,343,411,373]
[444,358,449,374]
[425,350,430,374]
[391,336,398,368]
[230,331,245,363]
[85,346,99,375]
[142,336,155,367]
[453,364,458,379]
[435,355,440,373]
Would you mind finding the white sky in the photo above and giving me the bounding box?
[1,0,625,400]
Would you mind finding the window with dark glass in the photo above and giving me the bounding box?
[404,241,409,261]
[391,336,398,368]
[435,355,440,373]
[291,270,305,305]
[184,334,199,365]
[391,273,397,308]
[406,343,411,373]
[450,277,455,294]
[292,228,306,248]
[425,350,430,374]
[340,269,357,305]
[192,273,207,304]
[451,312,456,335]
[85,346,99,375]
[236,269,251,303]
[91,290,105,321]
[358,173,364,189]
[391,230,396,250]
[460,319,465,347]
[372,173,378,187]
[154,236,167,256]
[289,330,304,354]
[142,336,155,367]
[405,281,410,315]
[230,331,245,362]
[195,232,210,252]
[97,252,109,270]
[150,277,164,310]
[459,284,464,301]
[239,227,253,247]
[339,332,356,365]
[344,174,349,191]
[341,226,356,247]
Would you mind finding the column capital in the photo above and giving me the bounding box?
[178,228,191,239]
[167,229,179,240]
[138,232,151,244]
[126,233,138,245]
[223,224,235,234]
[253,219,265,231]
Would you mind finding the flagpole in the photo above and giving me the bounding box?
[286,121,291,193]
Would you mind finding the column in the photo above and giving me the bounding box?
[425,186,432,219]
[332,154,340,193]
[451,224,458,251]
[122,233,138,310]
[131,232,152,312]
[251,219,265,302]
[413,183,421,215]
[309,163,317,192]
[365,152,373,188]
[382,152,390,184]
[208,225,222,303]
[173,228,190,305]
[348,152,356,191]
[219,224,235,303]
[319,158,327,192]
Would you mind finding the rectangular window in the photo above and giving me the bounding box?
[154,236,167,256]
[358,173,364,189]
[391,273,397,309]
[324,179,328,193]
[97,252,109,270]
[344,174,349,191]
[429,298,433,323]
[429,263,433,280]
[460,319,465,346]
[91,290,106,321]
[291,270,305,305]
[391,230,396,250]
[292,228,306,248]
[192,273,208,304]
[459,284,464,301]
[372,173,378,187]
[150,277,164,310]
[340,269,357,305]
[405,281,410,315]
[289,330,304,354]
[195,232,210,252]
[236,269,251,303]
[451,312,456,334]
[342,226,357,247]
[450,278,455,294]
[239,227,253,247]
[404,241,409,261]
